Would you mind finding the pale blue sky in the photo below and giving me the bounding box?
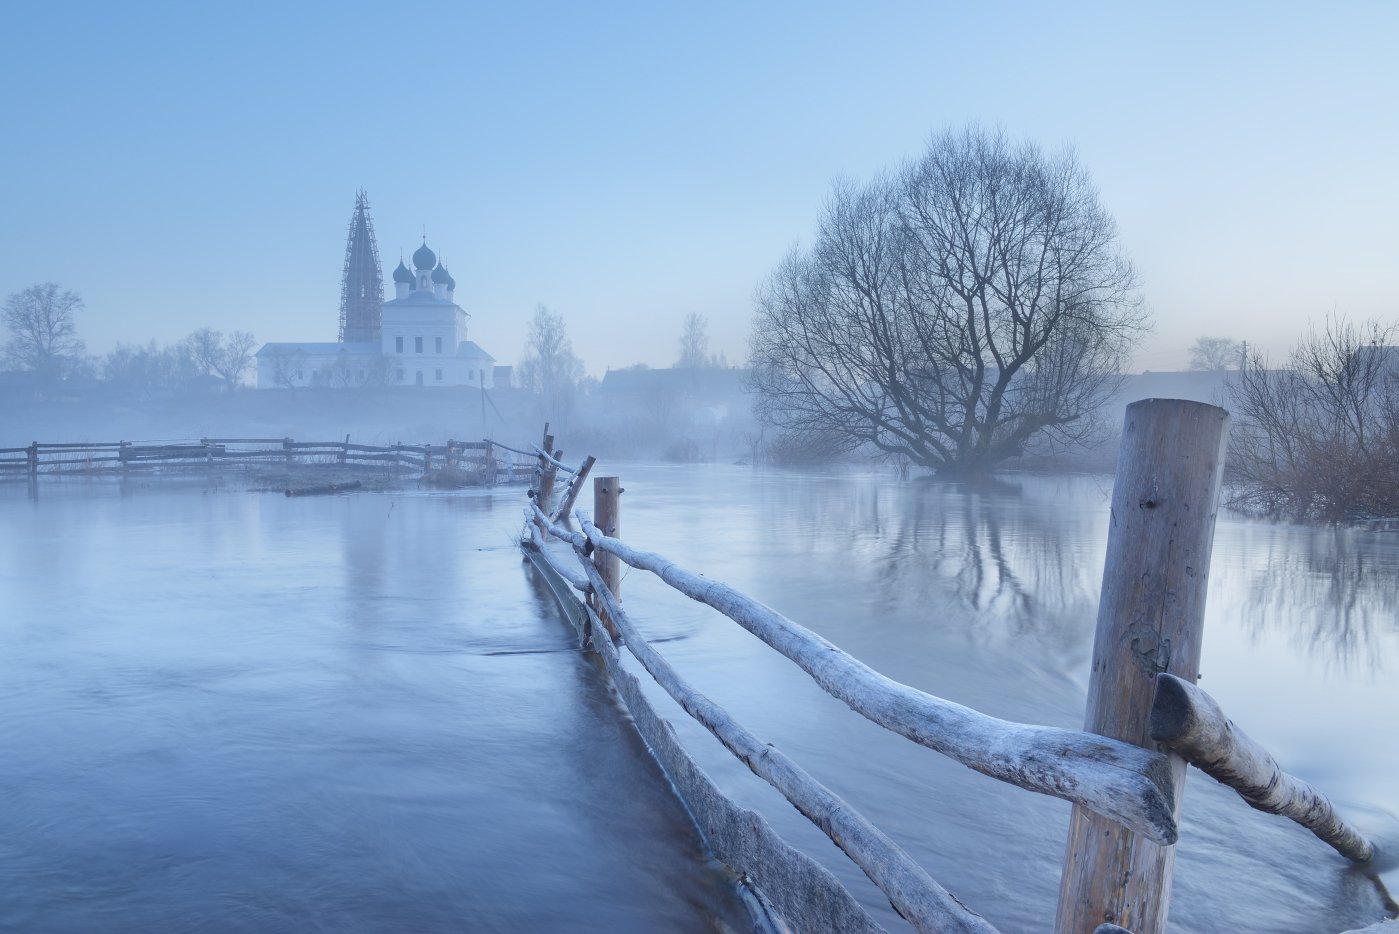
[2,1,1395,375]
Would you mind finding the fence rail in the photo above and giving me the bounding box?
[518,405,1384,934]
[0,436,535,484]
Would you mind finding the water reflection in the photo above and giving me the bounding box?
[850,478,1102,657]
[1233,524,1399,670]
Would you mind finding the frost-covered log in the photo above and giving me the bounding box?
[550,455,595,528]
[522,531,887,933]
[533,444,577,475]
[522,509,589,594]
[567,512,1178,845]
[570,535,996,934]
[1150,672,1374,863]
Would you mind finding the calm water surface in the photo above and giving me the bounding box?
[2,466,1396,932]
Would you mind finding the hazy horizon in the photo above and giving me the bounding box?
[3,1,1396,377]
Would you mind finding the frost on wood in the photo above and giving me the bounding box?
[522,544,888,934]
[569,530,996,934]
[575,513,1178,845]
[1151,672,1373,863]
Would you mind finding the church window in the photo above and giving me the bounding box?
[415,336,423,353]
[395,336,403,353]
[435,369,443,381]
[435,336,443,354]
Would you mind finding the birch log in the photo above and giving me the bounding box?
[1150,672,1373,863]
[570,535,996,934]
[569,512,1178,845]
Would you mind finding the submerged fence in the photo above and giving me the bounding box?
[0,437,534,483]
[519,404,1387,934]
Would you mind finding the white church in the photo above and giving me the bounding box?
[256,199,497,390]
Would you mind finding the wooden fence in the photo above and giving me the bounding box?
[0,437,534,484]
[519,403,1388,934]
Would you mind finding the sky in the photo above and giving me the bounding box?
[2,1,1396,376]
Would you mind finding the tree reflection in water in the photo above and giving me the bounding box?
[859,475,1105,659]
[1234,524,1399,671]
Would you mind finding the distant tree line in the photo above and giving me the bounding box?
[2,282,256,394]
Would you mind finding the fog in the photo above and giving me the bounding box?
[3,4,1398,933]
[3,5,1397,377]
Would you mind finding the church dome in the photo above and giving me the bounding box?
[431,262,450,284]
[412,241,437,270]
[392,260,413,284]
[445,268,456,290]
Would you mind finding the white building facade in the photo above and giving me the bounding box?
[256,240,496,389]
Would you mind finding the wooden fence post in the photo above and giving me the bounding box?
[283,437,294,467]
[340,434,350,465]
[591,475,622,641]
[27,442,38,478]
[534,429,557,537]
[1056,399,1230,934]
[118,441,130,474]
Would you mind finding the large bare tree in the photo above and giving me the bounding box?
[517,304,584,419]
[1188,335,1243,371]
[3,282,86,380]
[750,127,1144,474]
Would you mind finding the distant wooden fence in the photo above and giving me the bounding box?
[519,404,1383,934]
[0,437,534,483]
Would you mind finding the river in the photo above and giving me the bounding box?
[1,465,1395,932]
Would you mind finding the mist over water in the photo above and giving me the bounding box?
[2,467,1396,932]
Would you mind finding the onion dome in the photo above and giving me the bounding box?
[431,261,450,284]
[444,268,456,290]
[412,241,437,270]
[392,259,413,284]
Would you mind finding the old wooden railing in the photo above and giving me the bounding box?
[518,403,1388,934]
[0,437,533,482]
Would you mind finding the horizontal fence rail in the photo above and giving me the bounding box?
[569,513,1179,845]
[0,437,537,483]
[530,504,995,933]
[521,516,890,934]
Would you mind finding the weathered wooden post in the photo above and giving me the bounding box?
[446,438,456,471]
[1056,399,1230,934]
[340,434,350,465]
[590,475,622,641]
[534,428,557,538]
[118,440,130,474]
[27,441,38,479]
[283,437,294,467]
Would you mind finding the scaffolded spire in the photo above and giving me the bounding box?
[338,189,384,342]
